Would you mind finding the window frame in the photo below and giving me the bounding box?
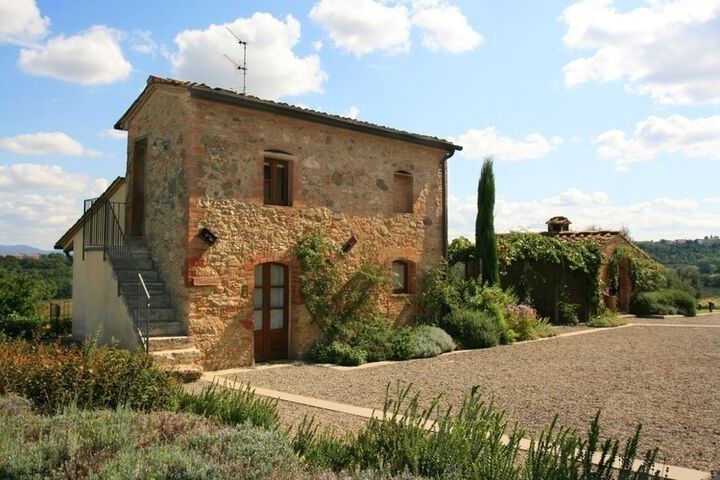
[392,260,410,294]
[263,157,290,206]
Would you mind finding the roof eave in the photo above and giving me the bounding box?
[188,85,462,152]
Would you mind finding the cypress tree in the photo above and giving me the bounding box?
[475,158,500,286]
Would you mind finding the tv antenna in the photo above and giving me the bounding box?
[224,27,247,94]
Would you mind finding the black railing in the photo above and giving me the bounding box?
[82,197,150,352]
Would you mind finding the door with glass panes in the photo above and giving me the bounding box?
[253,263,289,361]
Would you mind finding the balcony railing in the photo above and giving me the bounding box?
[81,197,150,352]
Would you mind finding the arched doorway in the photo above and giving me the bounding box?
[253,263,289,361]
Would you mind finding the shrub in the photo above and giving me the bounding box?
[92,444,217,479]
[346,319,394,363]
[0,338,180,413]
[405,325,455,358]
[0,406,140,479]
[588,309,628,328]
[415,266,459,326]
[389,327,417,361]
[174,382,279,430]
[188,426,299,479]
[558,302,580,325]
[441,309,503,349]
[631,289,697,317]
[308,341,368,366]
[505,304,556,341]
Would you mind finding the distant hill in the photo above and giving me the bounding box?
[636,238,720,267]
[0,245,51,256]
[636,238,720,291]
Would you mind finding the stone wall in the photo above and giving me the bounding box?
[125,86,449,369]
[124,86,192,327]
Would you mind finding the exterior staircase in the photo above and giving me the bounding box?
[82,197,202,382]
[113,240,203,382]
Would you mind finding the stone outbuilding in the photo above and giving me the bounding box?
[56,75,462,371]
[499,217,654,322]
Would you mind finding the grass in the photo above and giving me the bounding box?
[174,380,280,430]
[292,383,664,480]
[588,310,629,328]
[697,292,720,313]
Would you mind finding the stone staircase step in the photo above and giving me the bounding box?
[148,336,193,352]
[147,321,184,336]
[150,347,202,366]
[147,308,175,322]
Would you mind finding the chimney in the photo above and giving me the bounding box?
[546,216,571,234]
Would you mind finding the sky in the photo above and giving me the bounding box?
[1,0,719,250]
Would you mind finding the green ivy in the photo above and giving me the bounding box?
[609,245,666,294]
[292,232,390,343]
[496,232,603,308]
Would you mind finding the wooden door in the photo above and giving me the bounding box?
[130,139,147,237]
[253,263,289,361]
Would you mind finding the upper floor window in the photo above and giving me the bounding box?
[263,150,292,206]
[393,171,413,213]
[392,260,409,294]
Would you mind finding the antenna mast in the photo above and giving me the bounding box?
[224,27,247,94]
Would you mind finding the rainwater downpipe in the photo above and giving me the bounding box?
[441,148,459,257]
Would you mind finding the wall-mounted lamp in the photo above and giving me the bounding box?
[341,235,357,254]
[199,227,218,246]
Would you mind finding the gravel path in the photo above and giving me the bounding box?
[630,315,720,326]
[219,322,720,471]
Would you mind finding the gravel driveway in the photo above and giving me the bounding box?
[218,319,720,471]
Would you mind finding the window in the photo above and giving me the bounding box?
[393,171,413,213]
[392,261,409,294]
[263,158,289,205]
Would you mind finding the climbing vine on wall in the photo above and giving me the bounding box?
[608,245,665,294]
[496,232,603,307]
[293,232,390,342]
[451,233,604,308]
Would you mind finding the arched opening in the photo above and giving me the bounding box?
[253,262,289,361]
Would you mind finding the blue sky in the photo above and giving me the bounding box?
[1,0,719,249]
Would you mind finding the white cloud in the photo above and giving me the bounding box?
[342,105,360,119]
[0,0,49,45]
[449,188,720,241]
[18,25,132,85]
[309,0,482,56]
[560,0,720,105]
[411,0,483,53]
[98,129,127,141]
[172,13,326,99]
[456,127,563,161]
[0,164,109,248]
[130,30,169,58]
[593,114,720,169]
[0,132,101,157]
[309,0,411,56]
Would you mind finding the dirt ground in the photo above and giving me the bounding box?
[210,319,720,471]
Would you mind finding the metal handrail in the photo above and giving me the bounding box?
[83,197,150,352]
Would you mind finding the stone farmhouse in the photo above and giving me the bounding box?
[55,76,461,372]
